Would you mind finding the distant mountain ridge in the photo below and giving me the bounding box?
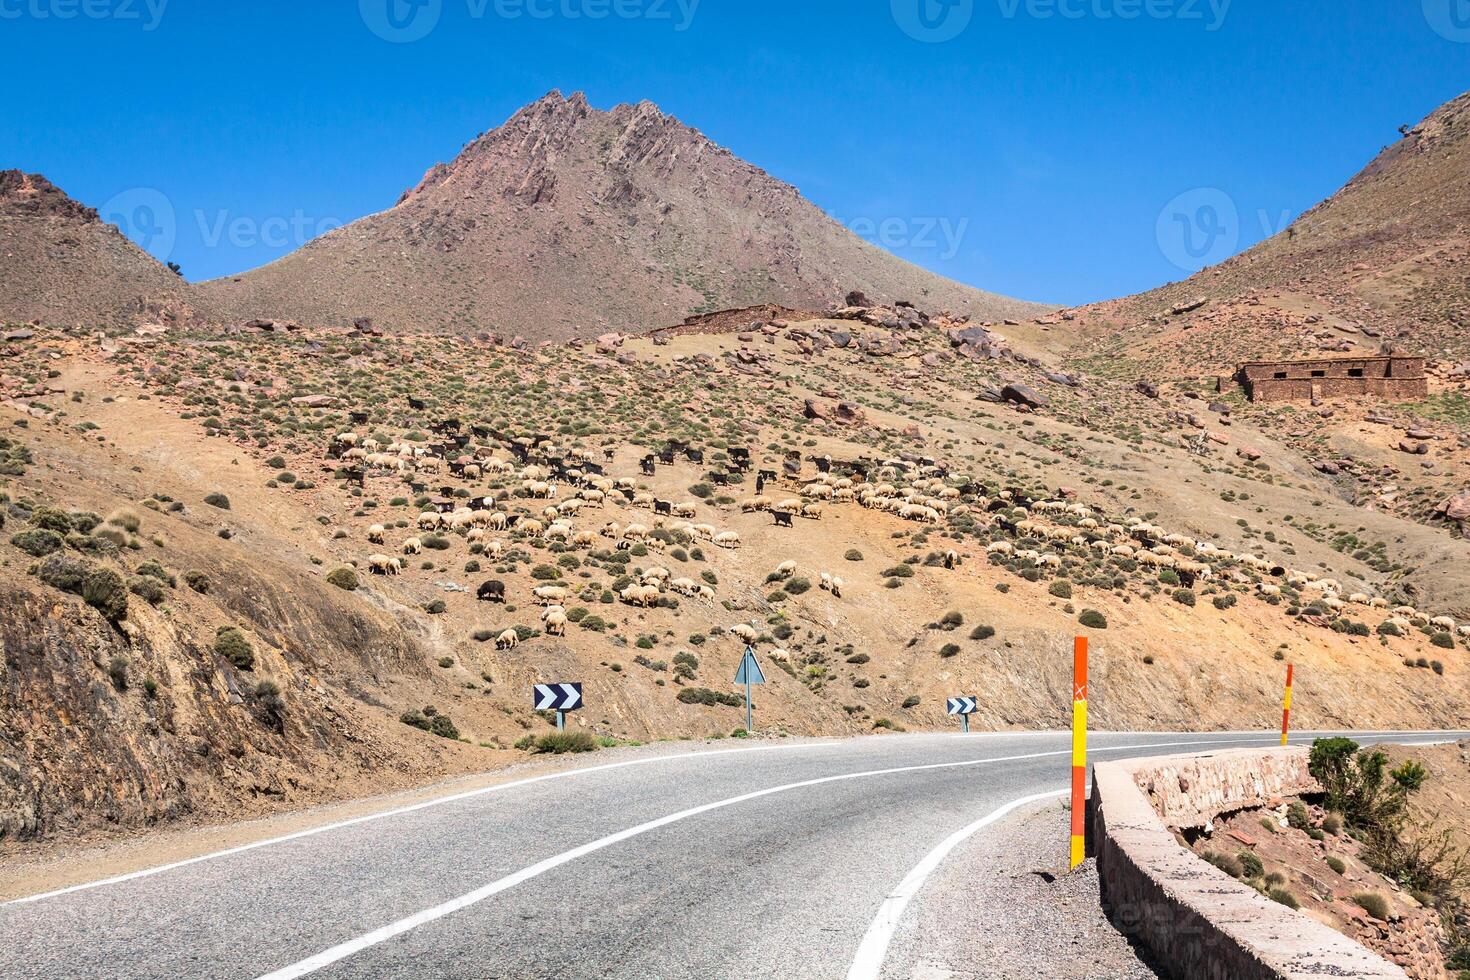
[0,171,210,330]
[1068,89,1470,371]
[198,91,1048,338]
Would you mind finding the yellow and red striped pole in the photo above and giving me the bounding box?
[1070,636,1088,870]
[1280,663,1294,746]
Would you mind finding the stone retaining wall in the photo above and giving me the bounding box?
[1089,747,1408,980]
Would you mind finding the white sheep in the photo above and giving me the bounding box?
[403,537,423,555]
[533,586,569,605]
[418,512,443,530]
[367,524,386,544]
[773,560,797,579]
[713,531,741,549]
[496,629,520,650]
[730,623,758,643]
[542,608,567,636]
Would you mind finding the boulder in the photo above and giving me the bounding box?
[976,386,1005,403]
[1001,384,1048,409]
[290,395,336,408]
[1135,381,1160,399]
[845,290,870,308]
[1398,440,1430,456]
[1436,490,1470,523]
[1236,445,1263,462]
[1170,296,1209,316]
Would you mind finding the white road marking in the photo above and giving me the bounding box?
[252,734,1327,980]
[845,790,1067,980]
[4,740,847,906]
[11,730,1460,908]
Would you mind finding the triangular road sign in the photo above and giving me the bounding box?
[734,646,766,685]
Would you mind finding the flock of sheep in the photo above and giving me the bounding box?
[334,426,1467,662]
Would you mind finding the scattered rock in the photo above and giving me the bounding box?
[1002,384,1048,409]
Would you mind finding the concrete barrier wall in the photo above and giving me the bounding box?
[1090,747,1409,980]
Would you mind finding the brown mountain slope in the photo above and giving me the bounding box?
[1068,89,1470,373]
[200,91,1048,338]
[0,171,210,331]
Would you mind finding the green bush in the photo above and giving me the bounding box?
[785,577,812,595]
[82,568,129,622]
[1326,856,1346,875]
[533,731,598,754]
[326,567,359,591]
[1049,581,1073,599]
[214,626,255,671]
[844,549,864,561]
[1353,892,1388,921]
[1431,632,1455,650]
[30,507,74,534]
[1268,888,1299,910]
[881,565,915,579]
[107,657,129,691]
[1203,851,1243,878]
[938,643,961,658]
[1079,609,1108,629]
[430,715,460,740]
[11,529,63,557]
[37,553,91,594]
[902,695,921,708]
[1287,801,1311,831]
[970,624,996,640]
[1238,851,1264,879]
[204,492,231,510]
[1172,588,1197,607]
[128,575,166,606]
[677,687,743,707]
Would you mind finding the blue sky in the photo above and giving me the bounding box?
[3,0,1466,305]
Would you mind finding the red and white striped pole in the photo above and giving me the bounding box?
[1280,663,1294,746]
[1070,636,1088,870]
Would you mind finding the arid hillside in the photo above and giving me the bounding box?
[0,172,211,332]
[3,298,1468,848]
[1065,89,1470,373]
[199,91,1048,339]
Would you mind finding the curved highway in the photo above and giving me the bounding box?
[2,729,1464,980]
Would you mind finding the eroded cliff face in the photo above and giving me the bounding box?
[0,567,455,844]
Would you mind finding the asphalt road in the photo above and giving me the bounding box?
[3,729,1466,980]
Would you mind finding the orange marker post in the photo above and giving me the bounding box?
[1280,663,1294,746]
[1070,636,1088,870]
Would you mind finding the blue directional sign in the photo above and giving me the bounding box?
[534,683,583,711]
[734,647,766,686]
[946,697,977,716]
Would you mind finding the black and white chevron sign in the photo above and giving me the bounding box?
[946,696,977,716]
[534,683,583,711]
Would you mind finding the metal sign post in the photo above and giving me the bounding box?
[533,683,584,732]
[946,697,977,732]
[734,646,766,733]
